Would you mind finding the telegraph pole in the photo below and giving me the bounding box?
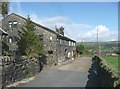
[97,27,99,55]
[97,27,100,56]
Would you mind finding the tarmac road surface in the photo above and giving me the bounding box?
[16,57,100,87]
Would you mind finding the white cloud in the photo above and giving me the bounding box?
[8,5,118,42]
[42,16,67,24]
[9,3,92,41]
[25,14,118,42]
[77,25,118,42]
[30,13,68,29]
[25,13,92,41]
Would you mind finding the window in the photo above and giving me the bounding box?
[63,40,64,45]
[73,43,75,46]
[60,39,62,44]
[69,41,71,46]
[8,21,12,28]
[57,39,59,42]
[9,37,12,43]
[13,21,17,28]
[13,36,17,43]
[50,37,53,40]
[8,21,18,28]
[72,42,74,46]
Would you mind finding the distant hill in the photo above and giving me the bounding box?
[76,41,119,52]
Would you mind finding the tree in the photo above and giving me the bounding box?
[0,1,9,17]
[76,44,85,55]
[17,16,44,59]
[0,1,9,55]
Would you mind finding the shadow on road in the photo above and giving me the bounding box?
[85,60,100,88]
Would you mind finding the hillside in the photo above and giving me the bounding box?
[76,41,119,53]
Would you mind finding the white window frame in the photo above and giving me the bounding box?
[69,41,71,46]
[60,39,62,44]
[50,37,53,40]
[13,21,18,27]
[13,21,17,24]
[9,21,12,28]
[9,37,12,43]
[73,43,75,46]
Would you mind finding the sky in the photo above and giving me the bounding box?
[9,2,118,42]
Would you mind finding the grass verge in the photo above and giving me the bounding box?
[103,56,119,72]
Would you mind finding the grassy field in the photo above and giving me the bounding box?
[103,56,119,72]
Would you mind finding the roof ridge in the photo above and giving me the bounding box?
[8,13,57,34]
[3,12,76,42]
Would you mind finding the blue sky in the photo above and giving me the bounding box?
[9,2,118,42]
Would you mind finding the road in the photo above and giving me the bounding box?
[16,57,99,87]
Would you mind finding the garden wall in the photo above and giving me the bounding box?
[92,55,120,88]
[2,56,42,88]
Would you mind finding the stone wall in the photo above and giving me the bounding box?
[92,55,120,88]
[0,41,1,56]
[2,56,42,88]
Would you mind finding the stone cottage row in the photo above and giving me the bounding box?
[1,13,77,65]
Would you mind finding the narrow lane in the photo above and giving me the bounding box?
[16,57,99,87]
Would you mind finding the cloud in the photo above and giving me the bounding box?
[8,5,118,42]
[28,13,92,41]
[30,13,68,29]
[42,16,67,24]
[77,25,118,42]
[22,13,118,42]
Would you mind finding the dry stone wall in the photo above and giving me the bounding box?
[2,56,41,88]
[92,55,120,88]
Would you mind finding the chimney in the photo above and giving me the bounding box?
[55,25,64,36]
[59,26,64,36]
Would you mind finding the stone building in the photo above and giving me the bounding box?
[56,26,76,64]
[2,13,76,65]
